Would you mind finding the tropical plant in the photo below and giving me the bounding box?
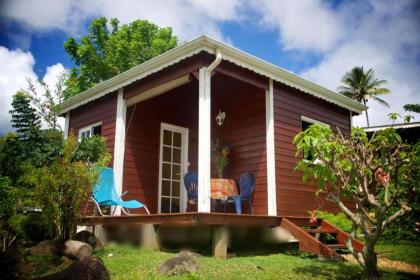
[212,139,230,178]
[28,135,110,245]
[293,118,419,279]
[404,103,420,114]
[338,67,390,127]
[63,17,178,99]
[27,73,66,131]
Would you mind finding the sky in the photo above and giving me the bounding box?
[0,0,419,134]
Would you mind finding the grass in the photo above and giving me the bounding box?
[93,245,418,280]
[376,241,420,266]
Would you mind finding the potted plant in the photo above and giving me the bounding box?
[212,139,230,178]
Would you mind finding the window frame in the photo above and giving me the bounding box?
[78,122,103,140]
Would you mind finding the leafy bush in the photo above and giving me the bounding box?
[316,211,353,233]
[0,176,18,251]
[27,135,110,245]
[9,214,49,243]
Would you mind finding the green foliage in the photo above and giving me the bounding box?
[294,120,420,277]
[72,135,108,163]
[27,135,110,244]
[0,176,18,251]
[316,211,353,233]
[27,74,66,131]
[9,213,48,243]
[63,17,178,98]
[404,103,420,113]
[338,66,390,126]
[0,133,25,185]
[9,92,42,158]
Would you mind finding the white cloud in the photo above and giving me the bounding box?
[1,0,243,41]
[301,0,420,127]
[0,46,66,134]
[2,0,419,128]
[0,47,36,133]
[250,0,343,52]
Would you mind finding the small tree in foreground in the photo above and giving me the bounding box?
[294,122,419,279]
[28,135,110,246]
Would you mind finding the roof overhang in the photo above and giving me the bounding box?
[363,122,420,132]
[59,36,367,115]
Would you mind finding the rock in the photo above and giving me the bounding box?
[74,230,102,250]
[29,240,54,256]
[158,250,199,275]
[176,250,201,258]
[42,256,110,280]
[64,240,92,260]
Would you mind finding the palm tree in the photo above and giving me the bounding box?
[338,66,390,127]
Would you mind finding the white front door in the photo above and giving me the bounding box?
[158,123,189,213]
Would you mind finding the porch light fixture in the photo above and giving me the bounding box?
[215,110,226,126]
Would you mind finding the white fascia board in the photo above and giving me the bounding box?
[200,37,367,114]
[363,122,420,132]
[59,35,367,115]
[59,37,211,114]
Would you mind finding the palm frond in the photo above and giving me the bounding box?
[371,96,390,107]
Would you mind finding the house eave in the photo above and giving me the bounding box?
[59,35,367,115]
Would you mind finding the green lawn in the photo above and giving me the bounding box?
[93,245,418,280]
[376,242,420,266]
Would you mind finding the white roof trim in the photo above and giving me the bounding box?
[59,35,367,114]
[363,122,420,132]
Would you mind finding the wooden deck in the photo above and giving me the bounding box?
[79,213,363,260]
[79,212,282,227]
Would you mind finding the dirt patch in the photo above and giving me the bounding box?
[342,254,420,275]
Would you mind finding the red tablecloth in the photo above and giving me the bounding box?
[210,178,238,200]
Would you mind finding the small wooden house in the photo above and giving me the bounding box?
[60,36,366,218]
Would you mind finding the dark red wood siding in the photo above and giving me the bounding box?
[212,73,267,214]
[123,81,198,214]
[68,92,118,159]
[273,82,352,216]
[68,92,118,215]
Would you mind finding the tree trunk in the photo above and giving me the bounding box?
[363,241,379,279]
[363,100,370,127]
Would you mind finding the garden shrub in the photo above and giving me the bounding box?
[27,135,110,245]
[10,213,49,243]
[316,211,353,233]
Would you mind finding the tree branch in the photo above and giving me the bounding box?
[382,204,412,228]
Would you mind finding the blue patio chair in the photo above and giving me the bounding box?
[184,171,198,211]
[224,172,255,214]
[85,167,149,216]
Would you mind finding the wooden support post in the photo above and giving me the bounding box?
[212,226,228,259]
[93,225,107,246]
[141,224,159,251]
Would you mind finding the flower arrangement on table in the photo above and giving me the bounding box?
[212,139,230,178]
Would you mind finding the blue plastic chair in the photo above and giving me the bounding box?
[85,167,149,215]
[224,172,255,214]
[184,171,198,210]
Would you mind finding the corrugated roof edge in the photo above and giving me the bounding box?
[59,35,367,115]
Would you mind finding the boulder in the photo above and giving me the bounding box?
[74,230,102,250]
[158,250,199,275]
[29,240,54,256]
[42,256,110,280]
[64,240,92,260]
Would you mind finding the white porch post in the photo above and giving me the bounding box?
[266,79,277,216]
[198,67,211,212]
[113,88,127,216]
[63,112,70,139]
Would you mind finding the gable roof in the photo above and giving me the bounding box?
[59,35,367,114]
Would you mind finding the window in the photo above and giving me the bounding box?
[78,122,102,140]
[301,116,329,161]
